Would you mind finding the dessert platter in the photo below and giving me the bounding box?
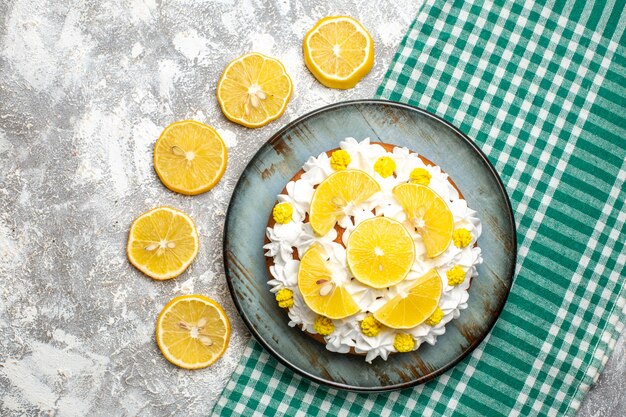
[223,100,516,390]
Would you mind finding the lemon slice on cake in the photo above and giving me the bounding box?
[393,183,454,257]
[303,16,374,89]
[347,217,415,288]
[127,207,199,280]
[374,269,443,329]
[156,295,230,369]
[298,244,360,319]
[309,169,380,235]
[217,52,293,128]
[154,120,227,196]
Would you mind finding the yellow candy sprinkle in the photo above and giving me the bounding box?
[374,156,396,178]
[272,202,293,224]
[452,228,472,248]
[360,315,382,337]
[330,150,351,171]
[313,316,334,336]
[275,288,294,308]
[409,167,432,185]
[446,266,466,286]
[425,307,444,326]
[393,333,415,352]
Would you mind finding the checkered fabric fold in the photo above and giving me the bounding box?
[212,0,626,415]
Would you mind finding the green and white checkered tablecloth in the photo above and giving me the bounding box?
[212,0,626,415]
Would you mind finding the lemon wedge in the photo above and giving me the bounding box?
[393,183,454,257]
[374,269,443,329]
[298,244,360,320]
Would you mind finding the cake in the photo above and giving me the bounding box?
[264,138,482,362]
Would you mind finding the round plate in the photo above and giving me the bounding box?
[224,99,516,391]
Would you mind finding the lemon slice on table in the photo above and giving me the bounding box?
[298,244,360,320]
[127,207,199,280]
[217,52,293,128]
[392,183,454,258]
[309,169,381,235]
[347,217,415,289]
[154,120,227,196]
[156,295,230,369]
[374,269,443,329]
[303,16,374,89]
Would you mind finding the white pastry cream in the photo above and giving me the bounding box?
[264,138,482,362]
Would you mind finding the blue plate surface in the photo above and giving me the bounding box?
[224,100,516,391]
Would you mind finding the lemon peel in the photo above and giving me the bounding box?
[425,307,444,326]
[393,333,415,352]
[272,202,293,224]
[314,316,334,336]
[275,288,294,308]
[409,167,432,185]
[360,315,382,337]
[374,156,396,178]
[452,228,472,248]
[330,150,351,171]
[446,266,466,286]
